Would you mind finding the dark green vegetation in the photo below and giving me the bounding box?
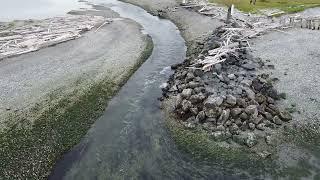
[210,0,320,13]
[0,37,153,179]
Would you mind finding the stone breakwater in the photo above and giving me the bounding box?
[161,26,292,152]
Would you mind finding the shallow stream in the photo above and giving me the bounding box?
[49,1,320,179]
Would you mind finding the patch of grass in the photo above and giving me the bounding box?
[210,0,320,13]
[0,36,153,179]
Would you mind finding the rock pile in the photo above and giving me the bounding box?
[161,26,292,148]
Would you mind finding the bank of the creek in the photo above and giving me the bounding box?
[1,0,318,179]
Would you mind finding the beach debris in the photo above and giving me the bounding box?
[0,15,111,60]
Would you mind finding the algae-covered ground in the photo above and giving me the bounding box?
[210,0,320,13]
[0,22,153,179]
[165,102,320,179]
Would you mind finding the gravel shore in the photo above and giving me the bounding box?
[0,7,153,179]
[251,29,320,126]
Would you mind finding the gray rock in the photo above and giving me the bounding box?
[232,134,246,145]
[248,123,255,130]
[186,72,195,81]
[204,96,224,108]
[194,87,205,94]
[207,118,216,123]
[181,100,192,112]
[279,110,292,122]
[255,93,266,104]
[229,124,240,135]
[211,131,226,141]
[231,108,242,117]
[240,121,248,131]
[246,132,257,147]
[267,97,275,104]
[196,111,206,123]
[240,112,249,120]
[181,88,192,98]
[160,83,169,90]
[205,107,222,118]
[190,107,198,115]
[272,116,282,125]
[228,73,236,80]
[225,120,232,127]
[216,125,226,131]
[174,94,183,109]
[194,69,203,77]
[240,80,252,87]
[235,119,243,126]
[190,93,206,104]
[253,115,263,125]
[244,87,255,100]
[226,95,237,106]
[218,109,230,124]
[169,85,178,92]
[256,123,266,131]
[264,112,273,120]
[257,151,271,159]
[184,122,196,129]
[265,135,272,145]
[189,81,202,88]
[245,105,258,115]
[237,98,247,108]
[242,63,256,70]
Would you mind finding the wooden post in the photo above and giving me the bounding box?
[226,4,234,24]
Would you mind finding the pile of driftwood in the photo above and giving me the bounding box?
[0,15,110,60]
[182,0,319,70]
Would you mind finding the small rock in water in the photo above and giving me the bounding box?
[160,83,169,90]
[169,85,178,92]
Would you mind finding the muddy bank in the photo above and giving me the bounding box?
[0,7,153,179]
[120,0,223,56]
